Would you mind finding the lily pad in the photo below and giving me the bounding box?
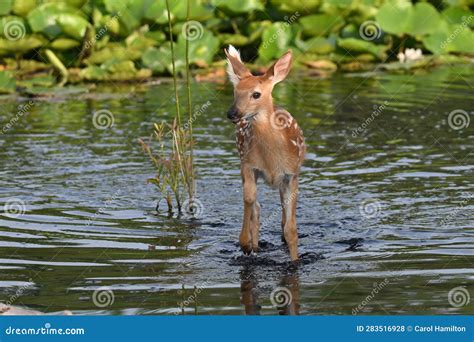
[0,70,15,94]
[50,38,80,50]
[212,0,264,14]
[18,74,56,88]
[296,35,336,54]
[376,2,442,38]
[12,0,36,17]
[270,0,320,13]
[27,3,86,39]
[337,38,387,60]
[300,14,344,37]
[0,35,45,55]
[176,28,219,67]
[258,22,294,61]
[0,0,12,15]
[141,46,172,74]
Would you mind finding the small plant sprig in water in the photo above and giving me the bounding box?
[139,0,195,216]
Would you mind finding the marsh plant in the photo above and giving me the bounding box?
[139,0,195,216]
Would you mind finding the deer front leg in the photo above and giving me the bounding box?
[250,200,260,252]
[279,189,287,243]
[280,175,299,261]
[240,166,257,255]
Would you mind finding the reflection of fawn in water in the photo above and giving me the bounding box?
[240,266,300,315]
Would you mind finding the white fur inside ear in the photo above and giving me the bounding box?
[226,60,240,86]
[226,45,242,86]
[227,44,242,62]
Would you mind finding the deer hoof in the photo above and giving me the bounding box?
[240,243,252,255]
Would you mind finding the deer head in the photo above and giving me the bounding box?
[224,45,292,124]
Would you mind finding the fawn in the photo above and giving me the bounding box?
[225,45,305,261]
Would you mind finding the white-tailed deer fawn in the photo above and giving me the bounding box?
[225,45,305,261]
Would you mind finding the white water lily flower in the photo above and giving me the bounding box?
[397,48,423,63]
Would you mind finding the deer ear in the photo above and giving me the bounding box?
[225,45,251,86]
[265,50,292,85]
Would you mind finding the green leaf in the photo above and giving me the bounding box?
[337,38,387,60]
[376,2,442,38]
[12,0,36,17]
[56,13,90,39]
[141,46,171,73]
[0,70,16,94]
[296,36,336,54]
[0,35,45,55]
[125,31,158,50]
[212,0,264,14]
[0,0,12,15]
[176,28,219,67]
[27,3,84,39]
[18,74,56,88]
[0,16,27,40]
[80,65,108,81]
[85,43,142,65]
[300,14,344,37]
[220,34,250,46]
[269,0,320,12]
[441,6,473,25]
[375,1,412,35]
[410,2,441,37]
[258,22,294,61]
[446,24,474,53]
[49,38,80,50]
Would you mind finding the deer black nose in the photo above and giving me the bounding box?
[227,106,238,121]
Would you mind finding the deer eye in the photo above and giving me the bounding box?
[251,92,261,99]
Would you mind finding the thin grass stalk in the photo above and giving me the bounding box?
[185,0,195,200]
[165,0,181,127]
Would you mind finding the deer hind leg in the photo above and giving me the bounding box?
[279,189,287,243]
[240,166,257,255]
[250,200,260,252]
[280,175,299,261]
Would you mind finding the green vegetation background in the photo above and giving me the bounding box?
[0,0,472,92]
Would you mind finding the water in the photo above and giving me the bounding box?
[0,65,472,315]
